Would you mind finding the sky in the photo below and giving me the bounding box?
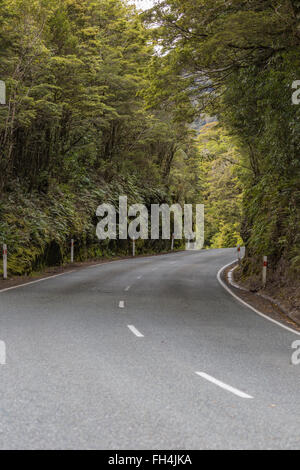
[130,0,155,10]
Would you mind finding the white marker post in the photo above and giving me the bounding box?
[0,81,6,105]
[71,239,74,263]
[237,245,241,264]
[171,233,175,251]
[132,238,135,257]
[262,256,268,288]
[3,244,7,279]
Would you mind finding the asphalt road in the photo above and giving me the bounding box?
[0,248,299,450]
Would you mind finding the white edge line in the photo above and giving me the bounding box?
[128,325,144,338]
[217,260,300,337]
[195,372,253,399]
[0,270,75,293]
[228,265,248,291]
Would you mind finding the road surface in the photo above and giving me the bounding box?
[0,248,299,449]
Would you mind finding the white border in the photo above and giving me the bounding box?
[217,260,300,337]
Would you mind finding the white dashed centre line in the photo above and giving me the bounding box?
[137,276,142,280]
[119,300,125,309]
[128,325,144,338]
[124,286,131,291]
[195,372,253,399]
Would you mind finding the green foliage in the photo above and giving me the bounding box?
[2,0,298,283]
[0,176,178,275]
[147,0,300,282]
[0,0,193,191]
[196,122,244,248]
[0,0,192,274]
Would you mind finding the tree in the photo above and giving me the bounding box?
[145,0,300,281]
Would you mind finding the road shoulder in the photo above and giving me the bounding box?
[218,261,300,335]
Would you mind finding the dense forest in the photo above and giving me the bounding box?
[145,0,300,289]
[0,0,299,296]
[0,0,197,273]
